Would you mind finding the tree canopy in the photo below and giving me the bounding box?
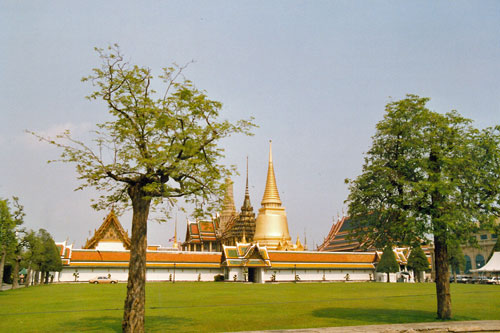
[407,245,429,282]
[0,197,24,288]
[376,245,399,282]
[345,95,500,319]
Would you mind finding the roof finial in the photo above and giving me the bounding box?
[269,140,273,163]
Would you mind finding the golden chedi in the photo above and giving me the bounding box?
[253,141,292,250]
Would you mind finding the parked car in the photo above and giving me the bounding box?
[456,275,473,284]
[471,276,490,284]
[485,277,500,285]
[89,276,118,284]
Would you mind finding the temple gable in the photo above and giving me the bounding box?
[84,211,131,250]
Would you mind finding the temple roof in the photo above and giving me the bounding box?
[221,243,271,267]
[318,216,370,252]
[67,249,221,268]
[83,211,131,250]
[184,219,219,244]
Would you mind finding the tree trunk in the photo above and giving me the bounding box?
[453,270,457,283]
[12,256,20,289]
[434,232,452,319]
[0,248,6,289]
[34,271,39,285]
[430,150,451,319]
[25,266,31,287]
[122,185,151,333]
[386,272,390,283]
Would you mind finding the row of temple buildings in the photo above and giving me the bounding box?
[55,142,431,283]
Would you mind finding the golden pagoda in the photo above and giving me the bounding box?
[228,157,256,243]
[253,141,293,250]
[219,178,237,233]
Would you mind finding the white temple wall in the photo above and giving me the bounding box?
[58,267,223,282]
[262,268,375,282]
[146,268,222,282]
[95,241,127,251]
[59,267,129,282]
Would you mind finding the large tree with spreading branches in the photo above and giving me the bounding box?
[32,45,255,332]
[345,95,500,319]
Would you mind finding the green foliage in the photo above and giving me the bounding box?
[0,199,16,253]
[407,245,430,273]
[23,229,62,273]
[448,242,465,273]
[0,197,24,253]
[345,95,500,248]
[31,44,256,218]
[376,246,399,273]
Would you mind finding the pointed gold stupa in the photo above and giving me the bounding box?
[219,178,237,232]
[253,141,292,249]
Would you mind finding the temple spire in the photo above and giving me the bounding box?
[220,178,237,232]
[173,213,178,249]
[261,140,282,207]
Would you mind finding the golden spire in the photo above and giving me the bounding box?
[261,140,282,207]
[173,213,178,249]
[220,178,237,231]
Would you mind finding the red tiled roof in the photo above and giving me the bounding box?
[268,251,376,263]
[70,250,221,263]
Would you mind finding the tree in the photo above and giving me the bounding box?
[22,229,42,286]
[407,245,429,282]
[447,241,465,283]
[31,45,255,331]
[376,245,399,283]
[35,229,62,283]
[345,95,500,319]
[0,197,24,288]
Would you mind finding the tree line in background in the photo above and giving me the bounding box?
[0,197,62,290]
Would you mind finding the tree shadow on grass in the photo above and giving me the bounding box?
[59,315,187,332]
[312,307,477,324]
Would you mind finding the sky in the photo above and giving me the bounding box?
[1,1,499,248]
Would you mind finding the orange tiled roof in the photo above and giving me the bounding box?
[70,250,221,263]
[268,251,376,263]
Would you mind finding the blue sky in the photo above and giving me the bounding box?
[1,1,499,247]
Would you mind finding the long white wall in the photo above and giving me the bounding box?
[262,268,375,282]
[58,267,224,282]
[58,266,384,283]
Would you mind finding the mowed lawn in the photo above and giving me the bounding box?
[1,282,499,332]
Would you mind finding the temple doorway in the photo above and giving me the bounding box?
[248,268,262,283]
[248,268,255,282]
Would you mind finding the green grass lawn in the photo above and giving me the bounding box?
[0,282,499,332]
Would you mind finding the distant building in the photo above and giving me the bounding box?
[318,215,434,282]
[461,230,498,274]
[56,142,380,283]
